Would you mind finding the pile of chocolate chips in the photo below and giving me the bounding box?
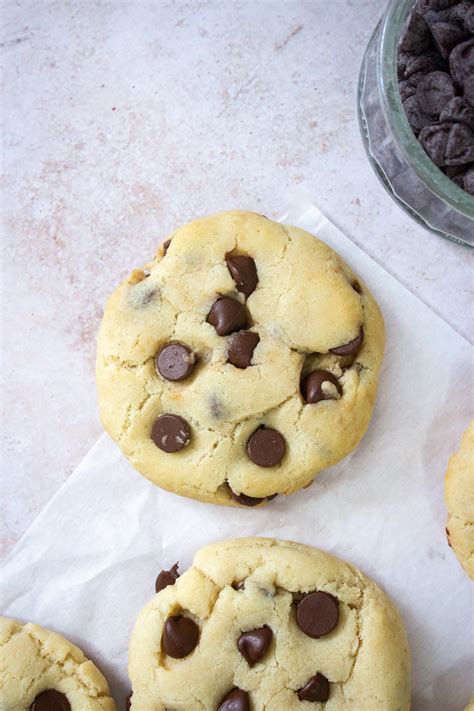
[397,0,474,195]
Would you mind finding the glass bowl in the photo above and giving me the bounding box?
[358,0,474,247]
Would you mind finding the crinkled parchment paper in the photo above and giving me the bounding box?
[1,198,473,710]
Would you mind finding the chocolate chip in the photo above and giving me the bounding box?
[419,122,451,165]
[230,489,273,507]
[445,122,474,164]
[232,581,245,590]
[440,97,474,129]
[399,80,417,101]
[162,615,199,658]
[217,688,250,711]
[297,673,330,702]
[397,51,411,80]
[416,71,456,115]
[151,414,190,453]
[465,5,474,34]
[465,75,474,107]
[429,21,469,59]
[237,626,273,667]
[31,691,71,711]
[329,327,364,356]
[125,692,132,711]
[296,591,339,638]
[417,0,458,11]
[207,296,249,336]
[301,370,342,404]
[400,11,432,53]
[246,427,286,467]
[227,331,260,368]
[226,255,258,297]
[156,343,196,381]
[464,165,474,194]
[445,163,469,187]
[404,49,447,79]
[155,563,179,593]
[162,239,172,254]
[403,95,433,132]
[450,38,474,87]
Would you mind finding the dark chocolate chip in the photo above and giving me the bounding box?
[217,688,250,711]
[417,0,458,12]
[400,11,432,53]
[301,370,342,405]
[464,165,474,194]
[226,255,258,297]
[465,5,474,33]
[156,343,196,381]
[397,51,411,80]
[404,49,447,79]
[151,414,190,453]
[31,691,71,711]
[416,71,456,115]
[399,80,418,102]
[207,296,249,336]
[329,327,364,356]
[125,692,132,711]
[465,75,474,107]
[429,21,468,59]
[403,95,433,132]
[440,97,474,129]
[445,163,469,187]
[162,615,199,658]
[419,122,452,165]
[296,591,339,638]
[155,563,180,593]
[297,673,330,703]
[450,38,474,87]
[230,489,273,507]
[232,581,246,590]
[227,331,260,368]
[237,626,273,667]
[445,122,474,164]
[162,239,172,254]
[246,427,286,467]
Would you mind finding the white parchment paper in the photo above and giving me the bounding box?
[1,199,473,710]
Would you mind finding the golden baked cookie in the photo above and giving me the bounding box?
[0,617,115,710]
[445,420,474,579]
[97,211,385,506]
[128,538,410,710]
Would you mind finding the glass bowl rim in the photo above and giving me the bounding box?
[379,0,474,219]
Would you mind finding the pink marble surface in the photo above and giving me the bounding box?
[1,0,473,559]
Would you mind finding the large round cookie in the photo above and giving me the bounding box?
[0,617,116,710]
[445,420,474,580]
[128,538,410,710]
[97,211,385,506]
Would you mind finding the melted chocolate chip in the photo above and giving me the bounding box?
[246,427,286,467]
[162,615,199,658]
[151,414,190,453]
[30,691,71,711]
[217,688,250,711]
[226,255,258,297]
[301,370,342,404]
[237,626,273,667]
[227,331,260,368]
[297,673,330,702]
[156,343,196,381]
[329,327,364,356]
[207,296,249,336]
[230,489,273,507]
[296,591,339,639]
[155,563,180,593]
[162,239,172,254]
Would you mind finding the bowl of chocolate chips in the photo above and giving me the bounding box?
[359,0,474,246]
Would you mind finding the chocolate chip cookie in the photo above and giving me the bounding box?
[445,420,474,579]
[0,617,115,710]
[97,211,385,506]
[128,538,410,710]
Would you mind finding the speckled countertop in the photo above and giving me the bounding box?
[1,0,473,559]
